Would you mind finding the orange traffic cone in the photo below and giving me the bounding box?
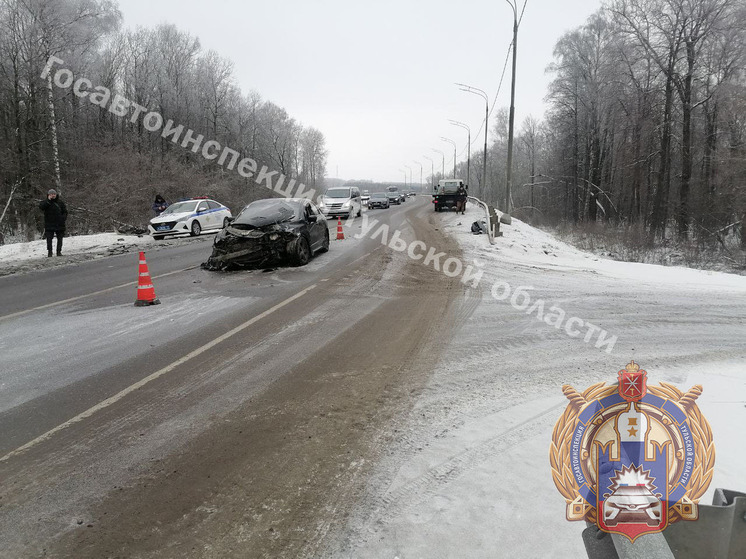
[336,217,345,240]
[134,251,161,306]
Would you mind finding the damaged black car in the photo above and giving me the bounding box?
[202,198,330,270]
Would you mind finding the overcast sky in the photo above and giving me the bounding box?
[117,0,603,183]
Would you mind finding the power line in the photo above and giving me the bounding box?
[518,0,528,26]
[445,1,528,173]
[454,40,512,163]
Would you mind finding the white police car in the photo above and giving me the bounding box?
[148,197,232,240]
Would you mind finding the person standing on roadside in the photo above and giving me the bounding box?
[39,189,67,257]
[456,184,468,214]
[152,194,168,216]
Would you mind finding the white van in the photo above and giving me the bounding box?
[318,186,363,219]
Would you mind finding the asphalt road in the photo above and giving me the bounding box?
[0,196,467,558]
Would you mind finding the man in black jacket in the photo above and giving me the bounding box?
[455,184,468,214]
[39,189,68,257]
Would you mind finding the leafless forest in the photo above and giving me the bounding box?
[478,0,745,266]
[1,0,745,267]
[0,0,328,240]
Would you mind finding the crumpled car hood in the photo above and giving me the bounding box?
[202,223,302,271]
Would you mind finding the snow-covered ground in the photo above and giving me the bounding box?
[325,205,746,558]
[0,232,206,276]
[473,215,746,291]
[0,233,155,264]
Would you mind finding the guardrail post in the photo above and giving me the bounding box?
[488,206,502,238]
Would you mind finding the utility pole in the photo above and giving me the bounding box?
[441,137,457,178]
[457,83,489,202]
[505,0,520,215]
[450,120,471,189]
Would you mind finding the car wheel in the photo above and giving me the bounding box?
[357,207,362,217]
[292,236,311,266]
[190,221,201,236]
[318,228,330,253]
[223,217,231,228]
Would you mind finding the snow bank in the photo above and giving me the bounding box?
[446,207,746,292]
[0,233,155,264]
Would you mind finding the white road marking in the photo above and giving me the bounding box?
[0,266,197,322]
[0,283,317,463]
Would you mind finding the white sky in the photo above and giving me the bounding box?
[117,0,603,183]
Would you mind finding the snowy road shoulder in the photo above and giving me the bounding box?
[0,232,155,263]
[0,233,161,276]
[327,207,746,559]
[442,206,746,292]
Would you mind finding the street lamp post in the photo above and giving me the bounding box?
[404,164,413,188]
[423,155,434,191]
[431,149,445,181]
[414,161,423,192]
[449,120,471,190]
[399,169,407,188]
[441,137,457,178]
[456,83,489,203]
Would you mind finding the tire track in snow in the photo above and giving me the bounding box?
[355,403,563,536]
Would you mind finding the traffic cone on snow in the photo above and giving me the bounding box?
[336,217,345,240]
[134,251,161,307]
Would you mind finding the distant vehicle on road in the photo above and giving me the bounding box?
[149,197,232,240]
[318,186,362,219]
[385,191,402,205]
[203,198,329,270]
[361,190,370,205]
[387,186,406,203]
[432,179,466,212]
[368,192,390,209]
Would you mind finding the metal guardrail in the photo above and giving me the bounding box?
[467,196,510,244]
[466,196,495,244]
[582,488,746,559]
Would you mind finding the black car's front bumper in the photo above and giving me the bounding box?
[203,228,298,270]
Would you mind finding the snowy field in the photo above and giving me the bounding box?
[326,205,746,558]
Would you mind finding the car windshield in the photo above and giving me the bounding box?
[371,193,386,198]
[233,199,301,228]
[325,189,351,199]
[160,201,198,215]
